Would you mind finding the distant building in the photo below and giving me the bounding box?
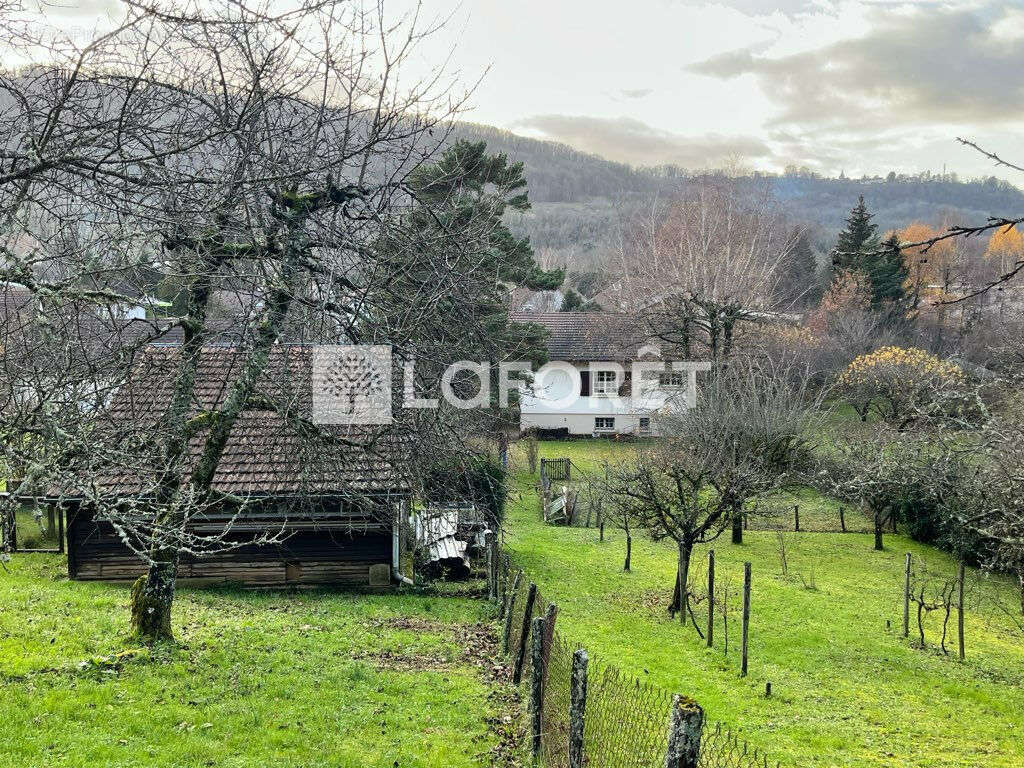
[511,312,708,437]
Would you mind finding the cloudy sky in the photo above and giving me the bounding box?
[29,0,1024,179]
[403,0,1024,179]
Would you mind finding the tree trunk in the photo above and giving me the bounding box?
[874,511,884,551]
[731,500,743,544]
[677,540,692,624]
[624,533,632,572]
[130,560,177,642]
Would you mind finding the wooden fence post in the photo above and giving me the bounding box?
[706,550,715,648]
[513,583,538,684]
[957,562,966,661]
[568,648,588,768]
[839,506,846,533]
[57,506,65,554]
[664,695,704,768]
[794,505,800,532]
[502,570,523,651]
[903,553,912,639]
[741,562,751,677]
[530,615,546,763]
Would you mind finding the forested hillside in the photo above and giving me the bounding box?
[456,123,1024,271]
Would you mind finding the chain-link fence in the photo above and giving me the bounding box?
[496,551,782,768]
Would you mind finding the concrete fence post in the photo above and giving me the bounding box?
[568,648,588,768]
[530,615,546,763]
[664,695,704,768]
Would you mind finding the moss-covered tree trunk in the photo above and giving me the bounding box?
[130,559,177,641]
[874,510,885,551]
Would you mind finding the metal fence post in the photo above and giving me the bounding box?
[502,569,523,653]
[513,583,538,684]
[741,562,751,677]
[530,615,546,763]
[486,530,497,602]
[706,550,715,648]
[664,695,704,768]
[903,553,912,639]
[568,648,588,768]
[958,561,966,660]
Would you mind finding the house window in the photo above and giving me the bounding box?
[659,371,686,387]
[639,417,651,434]
[595,417,615,432]
[579,370,591,397]
[593,370,618,396]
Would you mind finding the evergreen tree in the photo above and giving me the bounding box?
[779,227,819,307]
[832,195,879,274]
[868,233,910,309]
[560,288,585,311]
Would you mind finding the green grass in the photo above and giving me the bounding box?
[507,439,1024,768]
[0,557,505,768]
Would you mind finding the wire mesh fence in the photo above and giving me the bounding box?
[497,551,782,768]
[537,458,874,536]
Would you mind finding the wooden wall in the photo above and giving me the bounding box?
[66,503,394,586]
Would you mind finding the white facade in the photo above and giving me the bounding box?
[520,361,707,437]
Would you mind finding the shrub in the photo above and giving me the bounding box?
[837,346,971,427]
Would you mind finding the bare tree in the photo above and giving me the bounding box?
[605,361,818,624]
[0,1,559,640]
[662,360,821,545]
[613,177,799,360]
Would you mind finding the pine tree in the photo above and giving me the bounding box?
[832,195,879,274]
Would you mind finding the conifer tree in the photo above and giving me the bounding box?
[868,233,910,309]
[832,195,879,274]
[780,227,819,307]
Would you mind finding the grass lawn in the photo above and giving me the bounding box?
[507,439,1024,768]
[0,556,509,768]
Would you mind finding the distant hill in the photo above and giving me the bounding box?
[455,122,1024,271]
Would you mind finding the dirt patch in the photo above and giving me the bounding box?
[350,648,457,671]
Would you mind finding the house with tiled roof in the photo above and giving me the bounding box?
[511,312,709,437]
[47,345,411,586]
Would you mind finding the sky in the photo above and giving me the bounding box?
[402,0,1024,179]
[24,0,1024,180]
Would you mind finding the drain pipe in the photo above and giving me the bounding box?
[392,501,415,586]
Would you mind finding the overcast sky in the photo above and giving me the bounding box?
[398,0,1024,180]
[32,0,1024,180]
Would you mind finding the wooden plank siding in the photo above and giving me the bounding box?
[66,504,393,586]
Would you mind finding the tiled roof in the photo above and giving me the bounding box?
[92,345,408,497]
[510,311,650,361]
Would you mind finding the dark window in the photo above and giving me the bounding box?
[639,417,651,433]
[580,370,591,397]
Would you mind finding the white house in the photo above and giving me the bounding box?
[511,312,710,437]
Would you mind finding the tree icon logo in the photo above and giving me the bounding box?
[313,345,392,425]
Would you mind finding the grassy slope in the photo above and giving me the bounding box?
[0,557,501,768]
[507,440,1024,768]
